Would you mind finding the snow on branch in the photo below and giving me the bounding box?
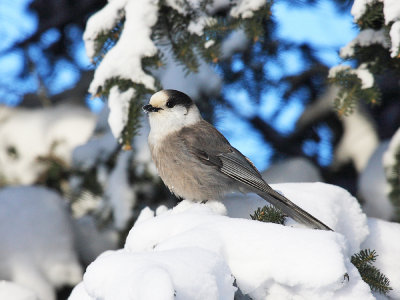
[328,0,400,114]
[83,0,271,147]
[339,29,389,58]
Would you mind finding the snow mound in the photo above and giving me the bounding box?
[70,183,380,299]
[0,186,82,300]
[225,182,369,254]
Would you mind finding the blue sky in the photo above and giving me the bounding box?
[0,0,357,170]
[216,0,357,170]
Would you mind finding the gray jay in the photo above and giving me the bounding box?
[143,89,332,231]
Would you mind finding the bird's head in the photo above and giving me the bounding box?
[144,90,201,138]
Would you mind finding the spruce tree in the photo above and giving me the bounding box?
[329,0,400,220]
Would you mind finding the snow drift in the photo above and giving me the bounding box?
[70,182,400,299]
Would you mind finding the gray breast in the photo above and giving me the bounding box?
[149,127,236,201]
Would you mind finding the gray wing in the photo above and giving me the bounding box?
[179,120,332,231]
[178,120,280,196]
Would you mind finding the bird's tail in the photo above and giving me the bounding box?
[257,191,333,231]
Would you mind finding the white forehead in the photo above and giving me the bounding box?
[149,90,169,107]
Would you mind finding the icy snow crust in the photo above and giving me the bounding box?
[68,182,400,300]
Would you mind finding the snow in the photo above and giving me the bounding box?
[84,0,267,140]
[328,64,374,89]
[350,0,400,59]
[0,186,82,300]
[108,86,135,139]
[296,85,339,131]
[72,139,138,230]
[334,103,379,172]
[328,64,351,78]
[383,0,400,24]
[188,16,216,36]
[389,21,400,57]
[72,131,117,170]
[83,0,127,59]
[359,142,394,220]
[383,127,400,175]
[354,63,374,89]
[104,150,135,230]
[73,216,119,265]
[0,281,38,300]
[70,182,391,300]
[81,248,235,300]
[351,0,375,22]
[206,0,230,13]
[340,29,389,58]
[0,105,95,185]
[351,0,400,24]
[220,29,249,60]
[71,107,156,231]
[85,0,159,96]
[204,39,215,49]
[230,0,266,18]
[132,119,158,176]
[361,218,400,299]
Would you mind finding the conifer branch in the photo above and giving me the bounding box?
[351,249,392,295]
[250,205,286,225]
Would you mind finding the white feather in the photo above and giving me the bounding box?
[147,96,201,147]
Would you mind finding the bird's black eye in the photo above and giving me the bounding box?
[166,101,175,108]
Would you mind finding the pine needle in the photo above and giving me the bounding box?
[351,249,392,295]
[250,205,286,225]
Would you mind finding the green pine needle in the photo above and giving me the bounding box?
[88,0,273,146]
[351,249,392,295]
[351,249,377,267]
[250,205,286,225]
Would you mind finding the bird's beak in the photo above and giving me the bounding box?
[143,104,162,113]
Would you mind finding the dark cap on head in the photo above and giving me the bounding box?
[163,90,193,109]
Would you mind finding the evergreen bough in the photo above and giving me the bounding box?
[250,205,286,225]
[329,69,380,116]
[351,249,392,295]
[329,1,400,114]
[89,0,272,148]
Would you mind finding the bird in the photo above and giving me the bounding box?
[143,89,332,231]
